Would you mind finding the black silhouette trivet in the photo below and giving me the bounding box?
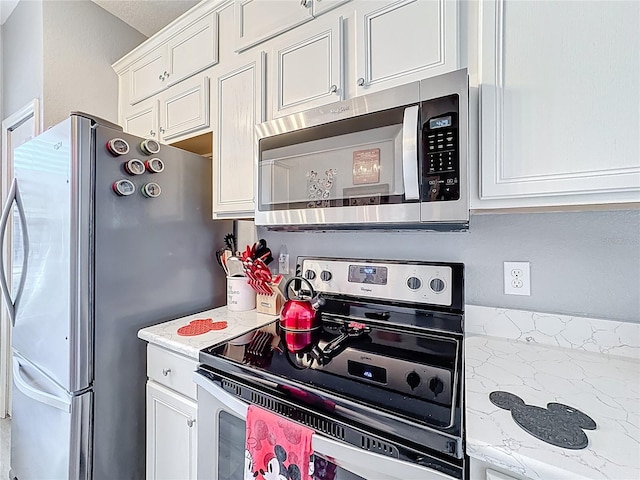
[489,391,596,449]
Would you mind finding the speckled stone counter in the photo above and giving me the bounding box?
[465,306,640,480]
[138,307,278,359]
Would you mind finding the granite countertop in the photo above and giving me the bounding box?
[465,306,640,480]
[138,306,278,359]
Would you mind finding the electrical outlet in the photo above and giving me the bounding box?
[504,262,530,296]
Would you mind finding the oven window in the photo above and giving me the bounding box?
[217,411,245,480]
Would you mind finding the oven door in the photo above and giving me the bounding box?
[194,371,456,480]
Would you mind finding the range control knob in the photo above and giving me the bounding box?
[304,270,316,280]
[406,276,421,290]
[141,182,162,198]
[112,179,135,196]
[320,270,332,282]
[406,371,421,390]
[145,158,165,173]
[428,376,445,397]
[430,278,446,293]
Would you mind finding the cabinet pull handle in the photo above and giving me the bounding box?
[357,77,365,87]
[159,127,165,134]
[164,71,169,79]
[162,368,171,376]
[300,0,308,6]
[149,130,155,137]
[329,84,338,94]
[187,419,195,428]
[159,74,164,81]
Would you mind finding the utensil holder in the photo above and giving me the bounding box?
[256,292,283,315]
[227,276,256,312]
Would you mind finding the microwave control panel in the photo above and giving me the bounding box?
[421,94,460,202]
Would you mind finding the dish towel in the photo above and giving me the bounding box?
[245,405,314,480]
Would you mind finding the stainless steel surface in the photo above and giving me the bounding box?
[195,374,456,480]
[10,352,90,480]
[254,69,469,229]
[402,105,420,200]
[420,69,469,225]
[300,258,453,306]
[8,113,232,480]
[0,178,29,327]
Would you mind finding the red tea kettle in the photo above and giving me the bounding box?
[279,277,324,352]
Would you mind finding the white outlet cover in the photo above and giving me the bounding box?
[504,261,531,296]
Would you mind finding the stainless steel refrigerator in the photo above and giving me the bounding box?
[0,113,231,479]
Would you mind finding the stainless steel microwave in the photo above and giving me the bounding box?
[255,68,469,230]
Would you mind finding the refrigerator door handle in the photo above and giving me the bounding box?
[0,177,30,326]
[12,356,71,413]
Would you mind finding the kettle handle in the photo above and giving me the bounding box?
[283,276,315,301]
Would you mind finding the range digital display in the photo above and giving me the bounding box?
[348,265,388,284]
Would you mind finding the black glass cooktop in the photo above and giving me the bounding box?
[200,315,460,429]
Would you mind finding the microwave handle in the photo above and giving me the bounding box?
[402,105,420,200]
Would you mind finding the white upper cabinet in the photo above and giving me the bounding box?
[118,7,219,106]
[212,51,266,218]
[477,0,640,207]
[234,0,313,52]
[159,75,210,143]
[122,100,159,141]
[352,0,459,95]
[270,14,344,118]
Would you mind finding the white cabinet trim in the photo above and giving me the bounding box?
[479,0,640,201]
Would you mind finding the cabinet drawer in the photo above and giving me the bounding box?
[147,344,198,400]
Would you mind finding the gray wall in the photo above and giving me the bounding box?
[259,209,640,323]
[1,0,43,120]
[42,0,146,127]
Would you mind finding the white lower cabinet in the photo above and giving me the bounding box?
[146,344,198,480]
[211,51,266,219]
[468,457,527,480]
[146,381,197,480]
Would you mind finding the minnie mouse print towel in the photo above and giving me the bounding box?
[245,405,314,480]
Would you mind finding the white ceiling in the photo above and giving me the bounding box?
[90,0,200,37]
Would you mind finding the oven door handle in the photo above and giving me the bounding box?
[194,371,457,480]
[193,371,249,417]
[402,105,420,200]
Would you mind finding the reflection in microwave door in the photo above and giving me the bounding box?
[306,169,337,207]
[352,148,380,185]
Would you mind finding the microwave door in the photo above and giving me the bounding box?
[256,104,421,228]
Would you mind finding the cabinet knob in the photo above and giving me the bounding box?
[159,74,164,81]
[164,71,170,79]
[187,419,196,428]
[159,127,165,134]
[300,0,309,7]
[162,368,171,376]
[149,130,156,137]
[357,77,365,87]
[329,84,338,94]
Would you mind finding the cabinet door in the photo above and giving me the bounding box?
[129,46,168,105]
[159,75,210,143]
[235,0,313,52]
[271,15,344,118]
[166,12,219,87]
[353,0,458,95]
[146,381,197,480]
[478,0,640,207]
[122,100,159,140]
[212,52,266,218]
[313,0,351,16]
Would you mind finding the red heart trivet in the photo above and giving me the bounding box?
[177,318,228,336]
